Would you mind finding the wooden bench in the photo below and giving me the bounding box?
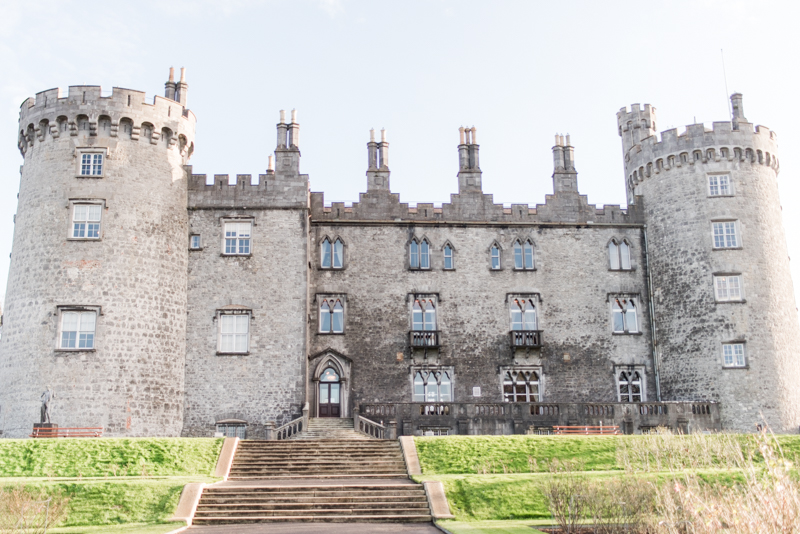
[30,427,104,438]
[554,425,620,435]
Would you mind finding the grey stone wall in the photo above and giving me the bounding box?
[619,98,800,432]
[0,86,195,437]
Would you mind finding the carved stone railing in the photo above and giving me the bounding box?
[355,411,395,439]
[270,403,309,440]
[409,330,441,348]
[359,401,721,436]
[510,330,542,348]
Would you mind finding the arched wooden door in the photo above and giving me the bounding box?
[318,367,341,417]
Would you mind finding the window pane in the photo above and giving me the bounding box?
[235,315,249,333]
[239,238,250,254]
[625,301,638,333]
[332,302,344,333]
[414,372,425,401]
[491,247,500,269]
[234,333,248,352]
[612,302,624,332]
[220,315,235,334]
[424,303,436,331]
[719,175,730,195]
[191,235,201,249]
[73,223,86,238]
[713,223,724,248]
[221,334,234,352]
[734,345,745,366]
[80,311,96,332]
[439,373,451,401]
[319,383,329,403]
[330,383,340,403]
[87,205,102,221]
[61,331,76,349]
[619,242,631,270]
[81,154,91,174]
[523,242,534,269]
[725,222,737,247]
[73,205,87,221]
[728,276,741,299]
[62,312,79,332]
[410,241,419,268]
[523,302,536,330]
[321,239,331,268]
[609,242,620,269]
[420,241,430,269]
[511,304,523,331]
[709,176,719,196]
[444,246,453,269]
[92,154,103,175]
[412,301,423,331]
[716,277,729,300]
[723,345,734,365]
[514,242,523,269]
[320,301,331,333]
[333,239,343,268]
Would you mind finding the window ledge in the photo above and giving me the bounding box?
[319,267,345,271]
[722,365,749,370]
[716,299,746,304]
[67,238,102,242]
[708,195,735,198]
[55,348,96,353]
[443,268,456,271]
[189,247,204,251]
[512,268,537,272]
[409,268,432,272]
[712,247,743,251]
[216,351,250,356]
[220,253,253,258]
[612,331,644,336]
[317,332,345,336]
[609,268,636,272]
[489,268,503,272]
[76,175,104,179]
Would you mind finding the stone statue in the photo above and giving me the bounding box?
[40,386,54,424]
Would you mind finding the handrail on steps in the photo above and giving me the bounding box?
[269,403,309,440]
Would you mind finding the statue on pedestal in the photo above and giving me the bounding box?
[40,386,54,424]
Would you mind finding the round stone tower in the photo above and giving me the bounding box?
[0,69,196,437]
[618,94,800,432]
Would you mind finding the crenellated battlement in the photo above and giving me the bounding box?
[17,83,196,159]
[187,170,308,209]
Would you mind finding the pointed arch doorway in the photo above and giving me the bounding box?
[318,366,341,417]
[310,350,352,418]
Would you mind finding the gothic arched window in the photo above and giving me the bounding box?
[513,240,534,270]
[410,238,431,270]
[412,299,437,331]
[612,297,638,333]
[609,239,632,270]
[618,370,643,402]
[321,237,344,269]
[443,244,454,270]
[413,369,452,402]
[490,244,501,270]
[510,299,537,331]
[503,370,540,402]
[319,298,344,333]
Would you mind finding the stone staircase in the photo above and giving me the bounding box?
[193,417,434,524]
[289,417,374,440]
[192,484,432,524]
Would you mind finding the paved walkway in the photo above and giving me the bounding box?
[188,522,442,533]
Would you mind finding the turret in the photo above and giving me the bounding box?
[616,103,657,156]
[457,126,481,193]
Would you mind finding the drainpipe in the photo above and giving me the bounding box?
[643,225,662,401]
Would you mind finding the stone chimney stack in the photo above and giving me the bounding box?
[457,126,482,194]
[275,109,301,174]
[731,93,746,130]
[552,133,579,194]
[164,67,176,100]
[367,128,391,192]
[174,67,188,107]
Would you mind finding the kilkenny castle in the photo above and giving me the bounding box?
[0,68,797,438]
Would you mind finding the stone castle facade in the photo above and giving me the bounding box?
[1,69,798,438]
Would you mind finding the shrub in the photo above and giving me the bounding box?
[0,486,69,534]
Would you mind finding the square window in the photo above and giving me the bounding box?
[611,297,639,334]
[712,221,739,248]
[77,151,105,177]
[58,309,97,350]
[722,343,746,367]
[708,175,731,196]
[218,313,250,354]
[223,221,252,255]
[190,234,202,250]
[714,275,743,302]
[71,204,102,239]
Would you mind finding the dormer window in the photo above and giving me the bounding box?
[321,237,344,269]
[513,240,535,270]
[410,238,430,270]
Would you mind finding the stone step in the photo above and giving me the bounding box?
[197,502,431,511]
[228,474,410,480]
[192,514,434,524]
[203,487,425,496]
[200,496,429,504]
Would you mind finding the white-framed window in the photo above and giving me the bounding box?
[58,308,98,350]
[321,237,344,269]
[223,221,252,255]
[714,275,743,302]
[611,297,639,333]
[443,244,454,270]
[513,239,535,270]
[412,298,437,331]
[216,423,246,438]
[77,150,105,177]
[319,297,345,334]
[421,427,450,436]
[490,244,501,270]
[410,238,431,270]
[708,174,732,196]
[722,343,746,368]
[617,369,645,402]
[190,234,201,250]
[609,239,632,270]
[412,368,452,402]
[712,221,739,249]
[503,369,541,402]
[71,203,102,239]
[510,298,537,330]
[218,312,250,354]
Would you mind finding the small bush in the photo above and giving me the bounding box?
[0,486,69,534]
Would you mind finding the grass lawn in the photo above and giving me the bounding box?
[47,522,186,534]
[439,519,548,533]
[0,438,223,478]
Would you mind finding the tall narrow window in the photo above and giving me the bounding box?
[420,239,430,269]
[190,235,201,250]
[443,244,454,270]
[224,222,252,255]
[708,175,731,196]
[618,371,643,402]
[714,275,743,302]
[510,299,537,330]
[609,241,619,270]
[413,370,452,402]
[612,297,638,333]
[321,238,332,268]
[321,238,344,269]
[490,245,501,270]
[72,204,102,239]
[412,299,437,331]
[319,298,345,334]
[712,222,738,248]
[723,343,746,367]
[333,239,344,268]
[59,311,96,349]
[410,240,419,269]
[79,153,103,176]
[619,241,631,269]
[503,370,540,402]
[219,314,249,353]
[513,240,535,270]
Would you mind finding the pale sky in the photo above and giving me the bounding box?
[2,0,800,310]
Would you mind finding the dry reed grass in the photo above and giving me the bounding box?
[0,486,68,534]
